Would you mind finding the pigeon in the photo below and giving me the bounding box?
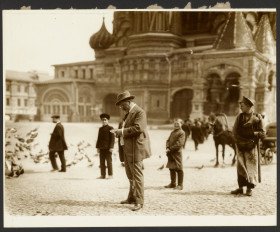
[196,165,204,170]
[85,154,92,163]
[88,162,94,167]
[5,141,11,146]
[30,132,38,139]
[8,128,17,133]
[157,164,165,170]
[17,137,25,143]
[31,128,39,133]
[26,138,34,144]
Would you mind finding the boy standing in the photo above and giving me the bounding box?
[96,113,115,179]
[165,118,186,190]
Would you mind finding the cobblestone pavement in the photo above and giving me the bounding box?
[4,123,277,217]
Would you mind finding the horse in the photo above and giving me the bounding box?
[208,113,237,167]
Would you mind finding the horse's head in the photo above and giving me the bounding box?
[207,117,226,136]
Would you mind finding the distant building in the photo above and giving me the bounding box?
[5,70,52,121]
[35,11,276,123]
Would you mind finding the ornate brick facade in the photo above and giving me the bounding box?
[36,11,276,123]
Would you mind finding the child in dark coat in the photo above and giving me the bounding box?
[165,118,185,190]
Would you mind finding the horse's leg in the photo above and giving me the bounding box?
[214,142,219,167]
[222,144,226,166]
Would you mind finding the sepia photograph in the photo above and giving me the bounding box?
[3,9,277,227]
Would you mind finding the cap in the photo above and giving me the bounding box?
[100,113,110,120]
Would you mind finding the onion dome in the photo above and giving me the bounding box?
[89,18,114,50]
[254,14,276,57]
[213,12,255,50]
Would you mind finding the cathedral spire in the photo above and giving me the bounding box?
[254,14,276,58]
[213,12,255,50]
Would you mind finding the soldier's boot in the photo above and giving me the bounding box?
[175,170,184,190]
[164,170,176,188]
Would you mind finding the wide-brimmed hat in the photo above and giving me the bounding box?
[51,114,60,119]
[100,113,110,120]
[115,90,135,106]
[239,96,254,107]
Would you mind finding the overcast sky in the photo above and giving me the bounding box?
[3,10,114,76]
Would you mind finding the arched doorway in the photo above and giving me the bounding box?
[171,89,193,120]
[223,72,240,116]
[103,93,119,117]
[43,89,70,121]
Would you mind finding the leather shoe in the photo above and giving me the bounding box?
[131,204,143,211]
[59,170,66,172]
[164,183,176,188]
[120,199,135,204]
[246,188,252,196]
[174,185,183,190]
[96,176,105,179]
[230,188,243,194]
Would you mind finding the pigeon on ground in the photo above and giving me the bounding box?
[157,164,165,170]
[17,137,25,143]
[196,165,204,170]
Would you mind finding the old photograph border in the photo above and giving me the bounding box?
[1,0,279,231]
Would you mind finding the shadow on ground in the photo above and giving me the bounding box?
[164,190,230,196]
[38,199,121,208]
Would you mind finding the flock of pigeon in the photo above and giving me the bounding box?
[5,126,208,178]
[5,127,100,178]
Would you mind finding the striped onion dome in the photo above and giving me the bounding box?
[213,12,255,50]
[89,18,114,50]
[254,14,276,57]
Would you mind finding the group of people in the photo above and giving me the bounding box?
[181,116,211,151]
[48,91,265,211]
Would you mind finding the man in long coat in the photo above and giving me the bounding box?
[49,115,68,172]
[112,90,151,211]
[165,118,185,190]
[231,96,265,196]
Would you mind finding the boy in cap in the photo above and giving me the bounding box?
[49,115,68,172]
[96,113,115,179]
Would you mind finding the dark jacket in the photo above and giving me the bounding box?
[49,122,68,151]
[233,112,265,151]
[182,123,191,137]
[96,125,115,150]
[191,124,204,144]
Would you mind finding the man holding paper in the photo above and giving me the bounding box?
[111,90,151,211]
